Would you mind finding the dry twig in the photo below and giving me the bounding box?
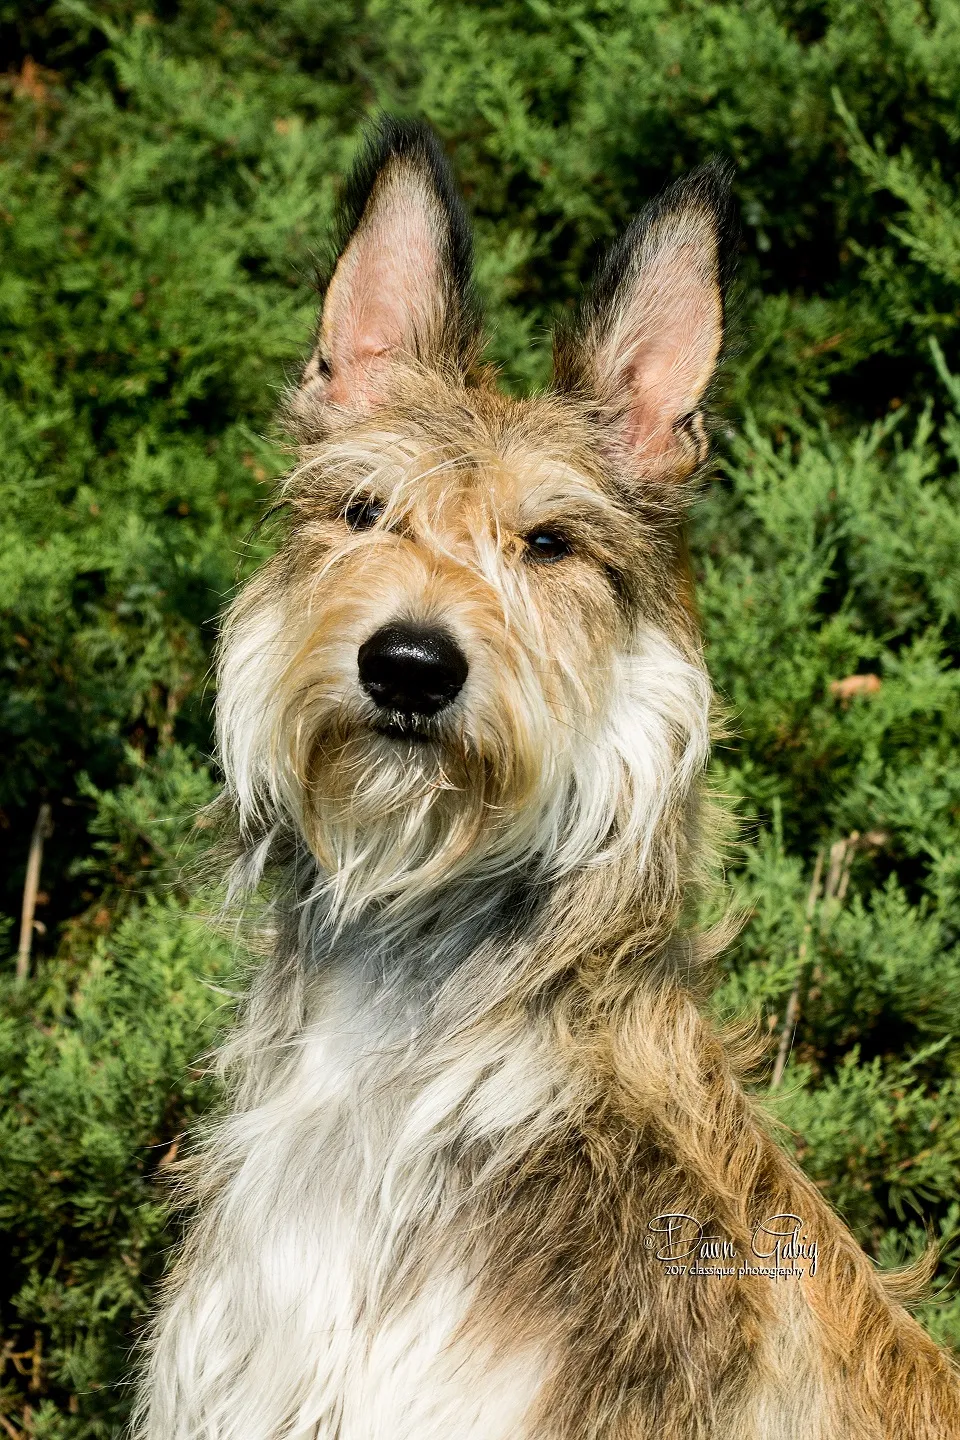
[771,847,824,1090]
[16,804,53,985]
[770,831,863,1090]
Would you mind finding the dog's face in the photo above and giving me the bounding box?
[217,121,733,920]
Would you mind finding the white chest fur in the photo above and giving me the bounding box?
[141,970,558,1440]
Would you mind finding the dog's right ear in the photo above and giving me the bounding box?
[294,116,479,422]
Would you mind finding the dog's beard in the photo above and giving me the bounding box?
[270,665,564,933]
[282,637,710,929]
[295,713,512,923]
[215,591,565,921]
[217,580,712,929]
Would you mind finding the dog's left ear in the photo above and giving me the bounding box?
[555,161,736,483]
[294,115,479,423]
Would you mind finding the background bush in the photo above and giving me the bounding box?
[3,0,960,1432]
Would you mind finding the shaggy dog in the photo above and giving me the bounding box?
[136,117,960,1440]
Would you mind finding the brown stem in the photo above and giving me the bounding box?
[770,846,824,1090]
[770,831,863,1090]
[16,804,53,985]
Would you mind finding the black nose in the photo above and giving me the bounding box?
[358,623,468,717]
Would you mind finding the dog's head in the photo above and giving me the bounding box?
[217,119,735,922]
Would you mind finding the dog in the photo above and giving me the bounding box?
[135,117,960,1440]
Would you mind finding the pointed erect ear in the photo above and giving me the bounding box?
[294,116,479,422]
[554,161,737,483]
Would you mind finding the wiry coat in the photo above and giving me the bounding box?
[136,118,960,1440]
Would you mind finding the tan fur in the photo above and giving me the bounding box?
[137,126,960,1440]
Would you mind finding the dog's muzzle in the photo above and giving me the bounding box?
[358,622,468,723]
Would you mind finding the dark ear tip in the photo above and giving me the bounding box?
[331,113,474,295]
[588,157,740,318]
[356,113,453,184]
[667,157,740,292]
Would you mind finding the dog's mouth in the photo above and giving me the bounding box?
[370,713,440,745]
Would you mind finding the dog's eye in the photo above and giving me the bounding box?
[344,497,385,531]
[524,529,572,563]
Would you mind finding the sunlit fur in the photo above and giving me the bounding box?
[136,121,960,1440]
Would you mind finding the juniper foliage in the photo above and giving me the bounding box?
[2,2,959,1433]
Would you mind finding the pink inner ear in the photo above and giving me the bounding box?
[321,168,446,409]
[597,230,723,472]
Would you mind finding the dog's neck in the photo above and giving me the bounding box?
[265,808,701,1034]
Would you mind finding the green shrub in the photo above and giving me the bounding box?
[3,1,959,1432]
